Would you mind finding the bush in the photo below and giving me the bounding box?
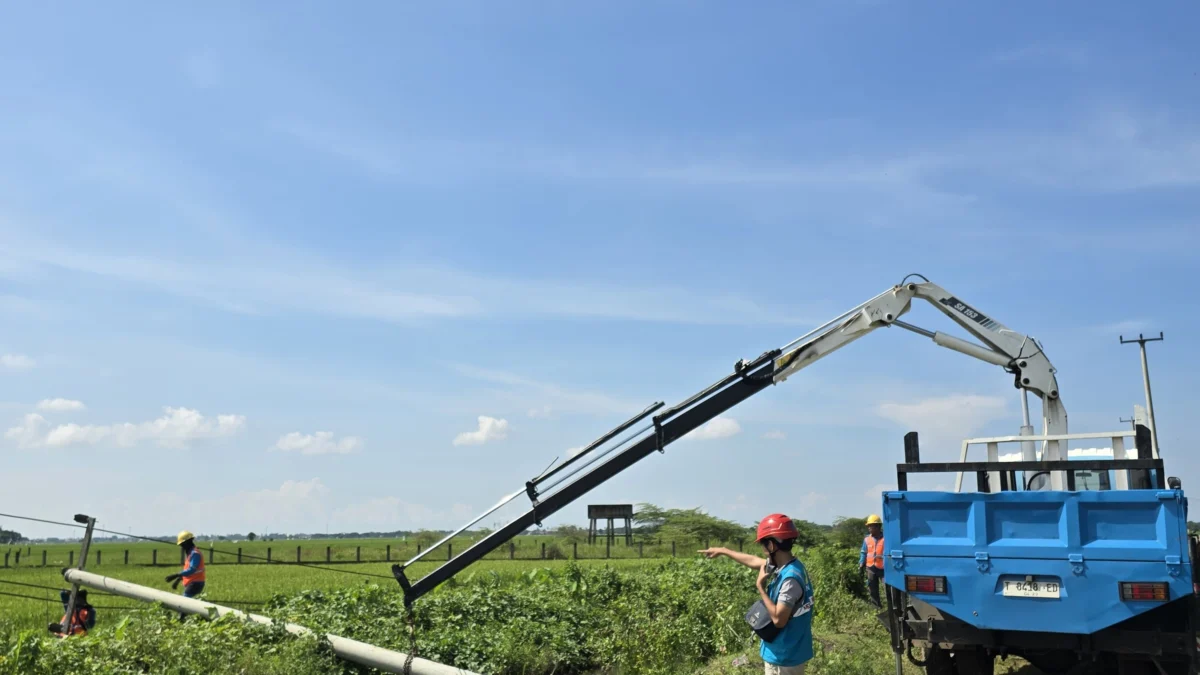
[1,552,899,674]
[0,611,340,675]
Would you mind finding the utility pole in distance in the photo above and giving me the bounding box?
[1120,332,1163,458]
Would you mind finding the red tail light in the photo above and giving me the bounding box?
[1119,582,1168,602]
[906,575,947,594]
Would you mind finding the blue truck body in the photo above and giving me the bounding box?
[882,488,1192,635]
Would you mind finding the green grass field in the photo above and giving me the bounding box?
[1,534,731,633]
[3,533,733,568]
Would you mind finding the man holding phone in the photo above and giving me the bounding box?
[701,513,814,674]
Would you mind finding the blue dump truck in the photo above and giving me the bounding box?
[882,426,1196,675]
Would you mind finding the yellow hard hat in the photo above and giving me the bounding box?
[176,530,195,545]
[866,514,882,525]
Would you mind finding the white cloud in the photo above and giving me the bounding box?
[6,406,245,449]
[330,498,474,532]
[0,231,811,328]
[876,394,1008,445]
[864,483,891,502]
[36,398,86,412]
[453,364,642,417]
[272,431,362,456]
[452,416,509,446]
[763,430,786,440]
[685,417,742,441]
[1,354,35,370]
[724,494,752,514]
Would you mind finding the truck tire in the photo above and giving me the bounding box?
[925,646,955,675]
[954,648,995,675]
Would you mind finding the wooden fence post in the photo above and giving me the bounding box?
[356,546,361,563]
[605,539,610,559]
[386,545,391,562]
[573,542,578,559]
[210,546,215,563]
[237,548,242,564]
[3,551,8,567]
[705,539,710,550]
[96,550,101,566]
[541,543,546,560]
[125,550,129,565]
[448,543,453,561]
[152,549,157,566]
[327,546,331,563]
[267,547,272,563]
[15,550,22,566]
[509,542,515,560]
[638,542,643,558]
[42,550,47,567]
[297,546,301,563]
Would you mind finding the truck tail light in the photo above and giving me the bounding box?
[906,575,947,594]
[1119,582,1168,602]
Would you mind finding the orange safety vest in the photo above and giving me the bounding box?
[181,550,206,585]
[55,607,91,637]
[864,535,885,570]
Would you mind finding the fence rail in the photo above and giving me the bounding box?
[1,537,752,569]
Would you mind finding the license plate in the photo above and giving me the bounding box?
[1002,579,1061,598]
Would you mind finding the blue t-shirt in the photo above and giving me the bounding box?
[759,558,814,667]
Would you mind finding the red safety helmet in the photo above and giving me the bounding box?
[756,513,799,543]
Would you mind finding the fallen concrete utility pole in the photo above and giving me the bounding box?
[63,569,479,675]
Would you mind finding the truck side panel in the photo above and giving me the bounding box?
[881,489,1191,634]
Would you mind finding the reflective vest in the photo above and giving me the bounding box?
[182,550,206,585]
[864,535,885,570]
[55,607,92,637]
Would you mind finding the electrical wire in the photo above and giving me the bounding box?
[0,578,267,607]
[0,590,150,611]
[0,512,394,580]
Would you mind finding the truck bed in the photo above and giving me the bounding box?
[881,488,1192,634]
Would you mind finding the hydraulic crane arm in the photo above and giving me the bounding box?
[771,277,1066,462]
[392,274,1068,606]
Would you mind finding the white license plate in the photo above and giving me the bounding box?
[1002,579,1061,598]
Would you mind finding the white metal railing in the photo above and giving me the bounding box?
[953,430,1138,493]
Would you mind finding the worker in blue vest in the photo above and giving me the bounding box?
[701,513,814,674]
[858,514,885,608]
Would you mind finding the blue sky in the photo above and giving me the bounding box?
[2,2,1198,539]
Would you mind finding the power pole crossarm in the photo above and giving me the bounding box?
[1120,332,1164,458]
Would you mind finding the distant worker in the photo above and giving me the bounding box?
[48,589,95,638]
[858,514,885,608]
[701,513,814,674]
[165,530,206,598]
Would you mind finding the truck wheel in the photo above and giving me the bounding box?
[925,646,955,675]
[954,648,994,675]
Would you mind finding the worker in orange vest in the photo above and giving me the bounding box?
[165,530,206,599]
[858,514,885,608]
[47,589,95,637]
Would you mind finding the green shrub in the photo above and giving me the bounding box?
[0,552,903,674]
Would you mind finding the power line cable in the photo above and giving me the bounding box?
[0,589,150,611]
[0,512,394,580]
[0,579,267,608]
